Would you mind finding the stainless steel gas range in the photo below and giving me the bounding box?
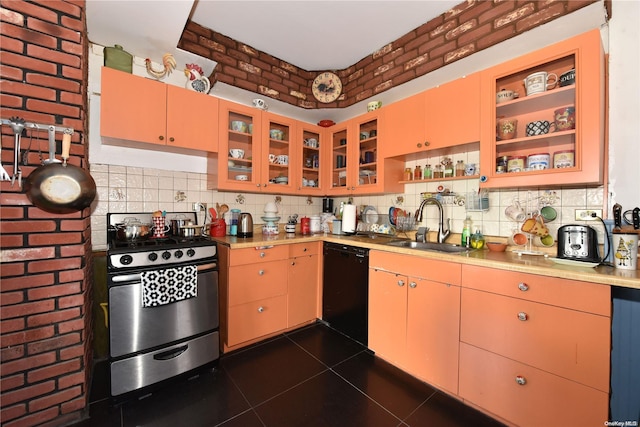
[106,212,219,398]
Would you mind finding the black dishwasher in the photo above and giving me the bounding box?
[322,242,369,346]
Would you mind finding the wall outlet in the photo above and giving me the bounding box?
[575,209,603,220]
[192,202,208,212]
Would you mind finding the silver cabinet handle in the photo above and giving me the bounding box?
[515,376,527,385]
[258,306,264,313]
[397,280,405,287]
[517,312,528,321]
[518,283,529,291]
[260,252,266,257]
[256,183,261,187]
[258,270,265,276]
[409,282,417,288]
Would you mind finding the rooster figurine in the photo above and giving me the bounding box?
[145,53,176,80]
[184,63,211,93]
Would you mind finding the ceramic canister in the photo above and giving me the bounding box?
[554,150,575,168]
[507,156,527,172]
[527,153,550,170]
[612,232,639,270]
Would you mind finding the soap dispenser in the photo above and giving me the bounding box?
[470,228,485,249]
[461,217,472,247]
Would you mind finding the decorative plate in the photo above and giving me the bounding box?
[362,206,378,224]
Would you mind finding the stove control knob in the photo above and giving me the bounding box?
[186,249,196,257]
[120,255,133,265]
[148,252,158,262]
[175,250,184,259]
[162,251,171,260]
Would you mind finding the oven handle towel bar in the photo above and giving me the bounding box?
[111,263,217,284]
[153,344,189,361]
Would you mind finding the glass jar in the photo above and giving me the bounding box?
[424,164,432,179]
[455,160,465,177]
[443,159,454,177]
[414,165,422,180]
[404,168,413,181]
[433,164,444,178]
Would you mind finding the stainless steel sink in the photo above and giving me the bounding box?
[385,240,472,253]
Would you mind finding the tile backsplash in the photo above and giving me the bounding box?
[90,161,605,251]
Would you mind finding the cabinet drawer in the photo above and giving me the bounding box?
[460,288,610,392]
[461,265,610,316]
[227,295,287,347]
[228,259,288,306]
[370,250,461,285]
[459,343,608,427]
[229,245,289,266]
[289,241,320,258]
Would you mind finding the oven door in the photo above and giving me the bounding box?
[108,263,218,358]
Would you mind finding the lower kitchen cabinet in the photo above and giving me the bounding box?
[368,251,461,394]
[459,265,611,426]
[287,242,320,328]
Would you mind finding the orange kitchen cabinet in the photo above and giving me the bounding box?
[100,66,218,151]
[479,29,605,188]
[228,259,288,307]
[287,242,321,328]
[382,73,480,158]
[325,111,404,195]
[294,122,328,194]
[459,343,609,427]
[228,244,289,266]
[460,287,610,392]
[227,295,287,348]
[368,251,461,394]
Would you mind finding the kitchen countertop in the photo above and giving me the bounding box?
[210,233,640,290]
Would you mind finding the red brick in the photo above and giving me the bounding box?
[0,379,55,407]
[59,343,83,360]
[27,359,81,383]
[1,288,26,304]
[58,317,84,334]
[0,273,55,291]
[0,51,58,75]
[0,63,24,81]
[0,93,23,108]
[57,370,85,390]
[1,325,55,347]
[1,219,57,233]
[1,345,25,362]
[1,247,56,263]
[25,72,80,92]
[29,384,82,412]
[516,3,565,33]
[0,6,25,25]
[458,23,493,46]
[3,406,59,427]
[495,3,535,28]
[0,206,25,219]
[26,98,81,119]
[477,1,516,26]
[1,373,25,392]
[27,207,81,219]
[60,396,86,415]
[477,25,517,50]
[0,34,24,52]
[28,17,81,43]
[27,257,81,274]
[1,317,25,334]
[27,308,80,329]
[0,404,27,424]
[0,299,55,320]
[2,22,58,49]
[28,283,81,301]
[45,0,82,18]
[59,268,85,283]
[4,0,58,24]
[1,79,57,100]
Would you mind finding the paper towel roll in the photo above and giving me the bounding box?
[342,204,357,234]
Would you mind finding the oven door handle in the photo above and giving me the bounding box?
[111,262,217,283]
[153,344,188,361]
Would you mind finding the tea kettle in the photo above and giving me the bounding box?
[237,212,253,238]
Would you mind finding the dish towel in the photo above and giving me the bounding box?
[141,265,197,308]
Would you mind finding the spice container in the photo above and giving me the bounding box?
[507,156,527,173]
[404,168,413,181]
[553,150,575,168]
[443,158,454,177]
[433,165,444,178]
[455,160,465,177]
[424,164,432,179]
[414,165,422,180]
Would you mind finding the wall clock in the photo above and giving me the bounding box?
[312,72,342,103]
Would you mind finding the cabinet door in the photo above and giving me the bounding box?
[406,278,460,394]
[227,295,287,347]
[425,73,480,149]
[228,259,288,306]
[326,124,351,194]
[262,112,297,194]
[368,268,407,367]
[479,29,604,188]
[295,122,326,193]
[287,254,320,327]
[381,92,427,158]
[217,100,263,191]
[166,86,219,152]
[349,112,382,194]
[460,343,609,427]
[100,66,166,144]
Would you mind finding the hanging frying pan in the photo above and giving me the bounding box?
[24,128,96,213]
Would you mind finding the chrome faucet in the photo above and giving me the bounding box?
[415,197,450,243]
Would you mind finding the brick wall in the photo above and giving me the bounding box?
[0,1,92,426]
[179,0,602,109]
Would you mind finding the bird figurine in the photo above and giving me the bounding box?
[144,53,176,80]
[184,63,211,93]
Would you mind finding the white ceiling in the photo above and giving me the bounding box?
[86,0,461,71]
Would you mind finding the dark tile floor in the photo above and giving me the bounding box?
[76,323,505,427]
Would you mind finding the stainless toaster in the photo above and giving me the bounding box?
[557,224,601,263]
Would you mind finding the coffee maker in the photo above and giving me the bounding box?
[322,198,334,213]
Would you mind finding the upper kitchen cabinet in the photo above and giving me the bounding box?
[214,100,298,194]
[100,67,218,152]
[382,73,480,158]
[295,122,326,194]
[479,29,605,189]
[327,111,403,195]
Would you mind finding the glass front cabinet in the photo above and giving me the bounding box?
[479,29,605,189]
